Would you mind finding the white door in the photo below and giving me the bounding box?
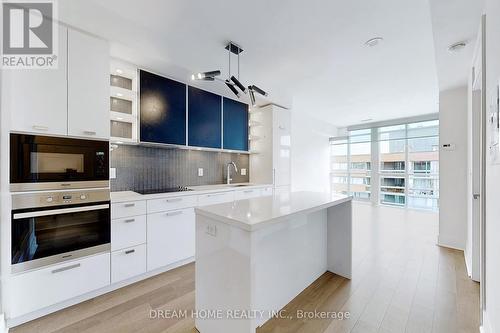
[147,208,195,271]
[273,107,291,187]
[466,24,484,284]
[4,26,68,136]
[67,29,110,139]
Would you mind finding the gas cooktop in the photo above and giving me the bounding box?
[136,186,193,195]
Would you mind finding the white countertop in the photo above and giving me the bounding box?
[110,183,273,203]
[194,191,352,231]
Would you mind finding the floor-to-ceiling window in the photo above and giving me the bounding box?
[330,129,372,200]
[406,120,439,210]
[330,118,439,211]
[379,124,407,206]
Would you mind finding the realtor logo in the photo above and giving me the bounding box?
[2,0,58,69]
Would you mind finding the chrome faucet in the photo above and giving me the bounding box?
[227,161,238,185]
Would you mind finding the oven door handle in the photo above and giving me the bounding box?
[13,204,110,219]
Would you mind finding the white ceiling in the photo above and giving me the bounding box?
[59,0,445,127]
[429,0,483,92]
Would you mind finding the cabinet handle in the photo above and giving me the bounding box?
[52,263,81,274]
[207,193,225,197]
[124,218,135,223]
[124,249,135,255]
[32,125,48,131]
[166,198,182,203]
[244,190,254,193]
[165,211,183,217]
[278,125,286,130]
[124,203,135,208]
[83,130,97,135]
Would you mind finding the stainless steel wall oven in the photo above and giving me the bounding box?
[11,189,111,273]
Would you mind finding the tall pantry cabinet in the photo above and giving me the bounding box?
[249,104,291,191]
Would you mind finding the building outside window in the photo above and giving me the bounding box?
[330,118,439,211]
[330,129,371,200]
[379,124,407,206]
[407,121,439,210]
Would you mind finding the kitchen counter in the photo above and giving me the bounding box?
[110,183,272,203]
[195,191,351,231]
[195,191,352,333]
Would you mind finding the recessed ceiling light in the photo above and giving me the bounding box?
[116,69,123,74]
[364,37,383,47]
[448,41,467,53]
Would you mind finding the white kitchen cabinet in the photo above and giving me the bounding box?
[274,185,291,196]
[147,208,195,271]
[198,191,234,206]
[249,105,291,187]
[7,253,110,318]
[111,244,147,283]
[147,195,198,214]
[67,29,110,139]
[4,26,68,136]
[272,107,291,187]
[111,215,147,251]
[111,200,146,219]
[234,188,262,200]
[261,186,273,196]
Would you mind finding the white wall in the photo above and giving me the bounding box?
[483,1,500,331]
[290,112,336,192]
[438,86,468,250]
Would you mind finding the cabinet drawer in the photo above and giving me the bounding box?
[111,200,146,219]
[234,188,262,200]
[111,244,146,283]
[111,215,146,251]
[147,195,197,214]
[147,208,195,271]
[7,253,110,318]
[261,187,273,196]
[198,192,234,206]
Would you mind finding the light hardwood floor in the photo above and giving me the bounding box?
[11,202,480,333]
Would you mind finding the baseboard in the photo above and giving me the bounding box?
[437,234,465,251]
[480,310,493,333]
[464,247,472,278]
[6,257,194,328]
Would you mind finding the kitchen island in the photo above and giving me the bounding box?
[194,191,352,333]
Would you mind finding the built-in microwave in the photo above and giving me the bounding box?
[11,189,111,273]
[10,133,109,191]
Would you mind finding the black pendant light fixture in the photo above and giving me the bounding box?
[191,41,267,106]
[191,70,221,81]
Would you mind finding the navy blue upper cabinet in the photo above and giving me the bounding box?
[223,98,249,151]
[188,86,222,149]
[140,70,186,145]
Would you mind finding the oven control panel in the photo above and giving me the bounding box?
[12,189,110,210]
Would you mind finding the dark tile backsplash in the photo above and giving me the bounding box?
[110,145,249,192]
